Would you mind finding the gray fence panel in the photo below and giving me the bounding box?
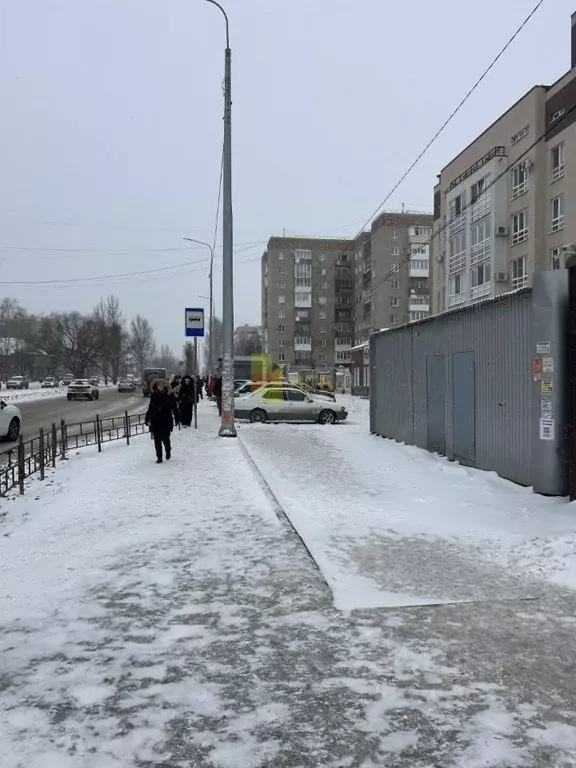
[452,350,476,464]
[372,289,535,488]
[370,326,413,444]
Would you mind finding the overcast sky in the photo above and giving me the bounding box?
[1,0,573,352]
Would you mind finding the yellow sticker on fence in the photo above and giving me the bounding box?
[541,380,553,396]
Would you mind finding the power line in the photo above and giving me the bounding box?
[365,99,576,302]
[0,239,261,254]
[312,0,547,293]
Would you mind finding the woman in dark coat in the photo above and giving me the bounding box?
[177,375,195,427]
[145,379,180,463]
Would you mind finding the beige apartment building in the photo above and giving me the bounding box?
[261,237,354,377]
[353,211,434,345]
[432,11,576,314]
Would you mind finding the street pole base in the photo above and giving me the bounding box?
[218,424,237,438]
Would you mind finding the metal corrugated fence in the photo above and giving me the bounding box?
[370,289,533,487]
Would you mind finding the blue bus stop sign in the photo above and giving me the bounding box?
[185,307,205,337]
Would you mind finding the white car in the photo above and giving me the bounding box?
[67,379,100,401]
[235,380,336,403]
[0,400,22,441]
[6,375,29,390]
[235,386,348,425]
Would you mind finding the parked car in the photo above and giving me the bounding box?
[41,376,59,389]
[118,378,136,393]
[235,380,336,403]
[0,400,22,441]
[235,386,348,425]
[67,379,100,401]
[6,375,29,390]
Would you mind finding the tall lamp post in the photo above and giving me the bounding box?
[183,237,214,374]
[206,0,236,437]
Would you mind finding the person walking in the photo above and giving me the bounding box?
[213,375,223,416]
[195,375,203,400]
[177,374,195,427]
[145,378,180,463]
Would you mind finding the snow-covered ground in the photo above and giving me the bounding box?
[2,400,576,767]
[0,381,66,404]
[239,396,576,609]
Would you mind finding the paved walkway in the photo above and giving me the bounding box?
[1,401,576,767]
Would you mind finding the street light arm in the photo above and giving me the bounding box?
[205,0,230,48]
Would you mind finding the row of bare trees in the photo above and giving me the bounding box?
[0,296,172,382]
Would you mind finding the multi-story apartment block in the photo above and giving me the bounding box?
[432,11,576,314]
[353,211,434,344]
[261,237,354,377]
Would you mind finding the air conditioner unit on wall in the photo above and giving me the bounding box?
[495,226,508,237]
[495,272,509,283]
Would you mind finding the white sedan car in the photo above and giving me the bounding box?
[235,386,348,425]
[0,400,22,441]
[67,379,100,401]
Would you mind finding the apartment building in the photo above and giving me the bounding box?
[261,237,354,376]
[432,11,576,313]
[353,211,434,344]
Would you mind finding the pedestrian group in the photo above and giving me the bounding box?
[145,374,212,463]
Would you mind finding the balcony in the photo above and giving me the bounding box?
[409,300,429,313]
[470,283,491,300]
[409,260,429,278]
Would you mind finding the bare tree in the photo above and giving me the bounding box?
[203,316,223,371]
[36,312,104,377]
[183,342,196,373]
[129,315,156,376]
[152,344,178,373]
[234,333,263,358]
[94,295,129,383]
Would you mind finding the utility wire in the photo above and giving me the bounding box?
[365,99,576,302]
[311,0,547,293]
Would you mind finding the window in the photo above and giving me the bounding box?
[391,264,399,272]
[278,295,286,304]
[295,291,310,303]
[337,337,351,346]
[320,326,327,334]
[449,192,464,218]
[278,339,285,347]
[392,229,398,239]
[285,389,307,402]
[278,251,285,260]
[551,246,564,270]
[410,311,428,321]
[551,195,565,232]
[450,273,464,297]
[471,178,485,202]
[318,353,326,362]
[511,163,529,198]
[278,267,286,275]
[511,256,527,289]
[278,324,285,332]
[552,143,565,181]
[321,268,327,276]
[277,281,286,289]
[470,218,491,264]
[321,281,328,289]
[278,310,285,319]
[391,246,399,256]
[295,263,311,278]
[295,336,310,345]
[391,280,400,289]
[319,310,326,319]
[471,262,491,288]
[319,296,326,306]
[390,297,399,307]
[413,226,432,236]
[390,314,398,324]
[512,210,528,245]
[296,278,311,287]
[277,353,285,362]
[320,340,327,347]
[551,106,566,123]
[319,253,326,262]
[263,389,283,401]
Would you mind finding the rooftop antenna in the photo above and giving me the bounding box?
[283,228,286,237]
[401,202,405,213]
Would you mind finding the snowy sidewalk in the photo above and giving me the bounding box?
[2,400,576,767]
[239,396,576,610]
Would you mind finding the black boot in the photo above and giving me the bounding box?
[166,449,171,460]
[156,456,163,464]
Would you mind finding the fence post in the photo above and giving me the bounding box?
[96,415,102,453]
[125,410,130,445]
[18,435,25,495]
[39,427,45,481]
[60,419,66,460]
[51,423,57,467]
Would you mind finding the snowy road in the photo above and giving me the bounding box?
[1,399,576,766]
[0,388,147,451]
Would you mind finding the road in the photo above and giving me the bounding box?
[0,388,148,452]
